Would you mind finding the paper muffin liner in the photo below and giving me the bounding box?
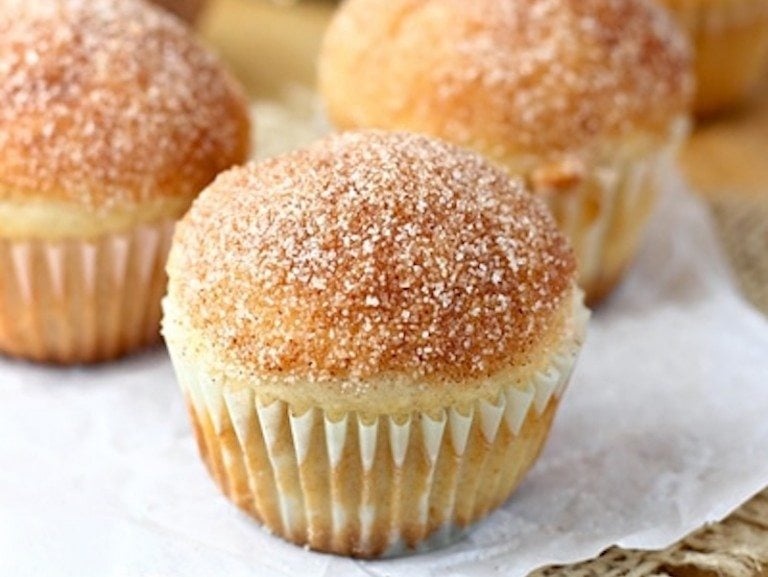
[165,295,588,558]
[664,0,768,113]
[539,139,682,305]
[0,220,175,363]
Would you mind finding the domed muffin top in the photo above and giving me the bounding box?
[167,131,577,384]
[0,0,249,209]
[319,0,693,161]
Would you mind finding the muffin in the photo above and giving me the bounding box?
[657,0,768,114]
[163,130,588,557]
[0,0,250,363]
[149,0,208,25]
[318,0,694,305]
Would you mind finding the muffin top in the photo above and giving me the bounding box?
[319,0,694,162]
[167,131,577,386]
[0,0,250,210]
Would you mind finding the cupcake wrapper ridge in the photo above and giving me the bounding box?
[0,220,175,363]
[543,133,683,304]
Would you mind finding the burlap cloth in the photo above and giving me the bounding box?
[530,488,768,577]
[710,198,768,316]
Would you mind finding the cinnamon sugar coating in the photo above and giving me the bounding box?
[319,0,694,161]
[167,131,576,383]
[0,0,250,210]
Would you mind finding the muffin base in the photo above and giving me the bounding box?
[0,220,175,364]
[669,0,768,115]
[165,290,587,558]
[185,394,560,558]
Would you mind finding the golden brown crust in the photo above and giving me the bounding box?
[167,130,576,383]
[319,0,693,163]
[0,0,250,211]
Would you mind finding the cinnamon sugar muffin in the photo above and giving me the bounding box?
[163,131,588,557]
[658,0,768,114]
[319,0,694,304]
[0,0,250,363]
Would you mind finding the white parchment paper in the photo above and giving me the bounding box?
[1,101,768,577]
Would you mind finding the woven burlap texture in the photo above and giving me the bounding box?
[710,198,768,316]
[530,489,768,577]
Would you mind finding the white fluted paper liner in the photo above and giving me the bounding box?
[545,138,683,303]
[0,220,175,363]
[165,294,588,558]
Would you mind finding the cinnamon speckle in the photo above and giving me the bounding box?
[320,0,693,160]
[0,0,250,209]
[168,131,577,383]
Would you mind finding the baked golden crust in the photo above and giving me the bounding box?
[166,130,577,385]
[319,0,693,163]
[0,197,191,241]
[0,0,250,212]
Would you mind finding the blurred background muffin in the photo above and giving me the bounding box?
[318,0,694,305]
[0,0,250,363]
[657,0,768,115]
